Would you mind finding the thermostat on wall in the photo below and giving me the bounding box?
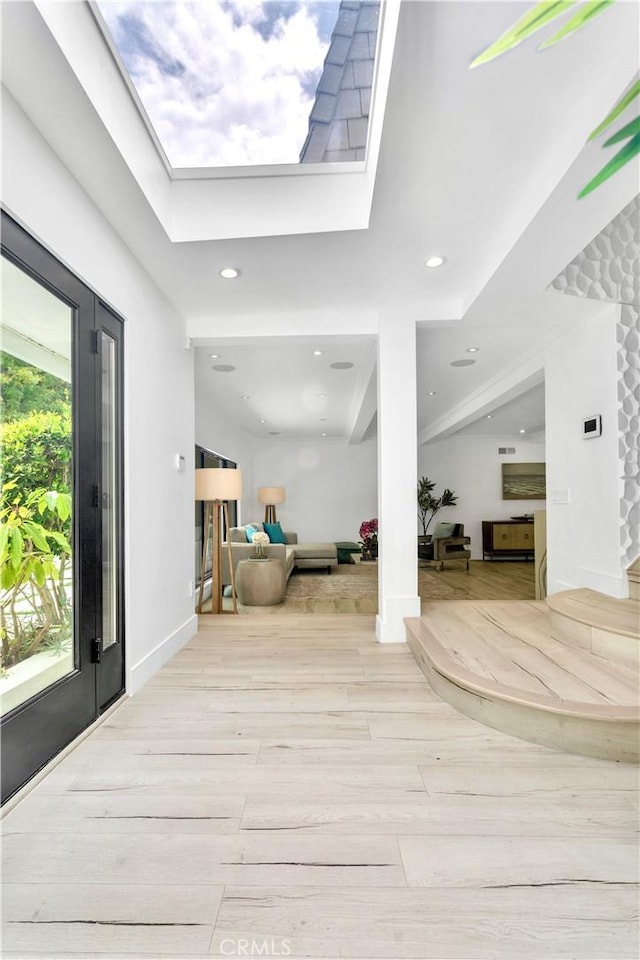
[582,414,602,438]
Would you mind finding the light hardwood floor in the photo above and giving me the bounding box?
[2,615,638,959]
[213,560,537,615]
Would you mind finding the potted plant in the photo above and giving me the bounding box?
[359,518,378,561]
[417,476,458,544]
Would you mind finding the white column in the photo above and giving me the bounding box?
[376,315,421,642]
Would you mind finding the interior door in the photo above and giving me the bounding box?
[0,214,124,803]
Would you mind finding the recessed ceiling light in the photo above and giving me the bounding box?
[427,391,436,396]
[209,353,220,359]
[330,361,354,370]
[317,393,327,398]
[259,419,267,424]
[519,428,526,434]
[313,350,323,356]
[450,359,476,367]
[425,256,446,268]
[220,267,239,279]
[486,414,492,419]
[466,347,480,353]
[321,433,327,437]
[241,395,250,400]
[212,364,236,372]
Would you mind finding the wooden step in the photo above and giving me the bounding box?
[628,558,640,601]
[546,588,640,668]
[405,600,639,763]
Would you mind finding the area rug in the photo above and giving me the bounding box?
[236,561,456,615]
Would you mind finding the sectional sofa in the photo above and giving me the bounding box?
[221,524,338,586]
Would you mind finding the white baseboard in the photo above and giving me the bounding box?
[376,595,421,643]
[548,579,576,595]
[128,614,198,695]
[549,571,627,599]
[577,567,627,599]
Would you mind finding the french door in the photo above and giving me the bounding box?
[0,213,124,803]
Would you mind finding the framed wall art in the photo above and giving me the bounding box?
[501,462,546,500]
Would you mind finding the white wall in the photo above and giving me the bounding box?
[545,302,623,596]
[418,437,546,559]
[195,401,255,526]
[248,437,377,543]
[2,90,197,692]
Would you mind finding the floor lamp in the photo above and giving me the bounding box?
[257,486,286,524]
[196,468,242,615]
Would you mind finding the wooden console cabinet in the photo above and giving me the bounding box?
[482,519,535,560]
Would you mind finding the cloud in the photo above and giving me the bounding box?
[98,0,339,167]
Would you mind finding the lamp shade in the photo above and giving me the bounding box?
[257,486,286,505]
[195,468,242,501]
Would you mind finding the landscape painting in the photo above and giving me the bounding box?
[502,462,546,500]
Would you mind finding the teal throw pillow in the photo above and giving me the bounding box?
[264,521,286,544]
[432,522,456,539]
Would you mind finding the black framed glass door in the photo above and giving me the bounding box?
[0,213,124,803]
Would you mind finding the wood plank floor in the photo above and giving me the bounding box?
[2,616,638,959]
[421,600,639,705]
[215,560,536,615]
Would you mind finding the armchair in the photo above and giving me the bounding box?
[418,522,470,571]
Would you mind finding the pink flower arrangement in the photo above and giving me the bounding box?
[359,518,378,543]
[359,518,378,560]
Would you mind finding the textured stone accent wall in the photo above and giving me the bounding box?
[618,303,640,564]
[551,194,639,568]
[550,195,639,304]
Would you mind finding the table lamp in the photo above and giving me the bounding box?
[257,486,286,524]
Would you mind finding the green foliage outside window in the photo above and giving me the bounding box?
[0,483,72,672]
[0,352,73,674]
[1,410,72,495]
[0,352,70,422]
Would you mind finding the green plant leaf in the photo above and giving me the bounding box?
[1,565,17,589]
[470,1,576,68]
[539,1,614,48]
[47,531,72,554]
[579,132,640,196]
[41,491,58,514]
[10,527,23,570]
[44,560,59,581]
[589,79,640,140]
[56,493,71,522]
[0,524,9,564]
[603,115,640,146]
[21,520,51,552]
[33,563,46,587]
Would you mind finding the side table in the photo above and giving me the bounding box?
[235,558,286,606]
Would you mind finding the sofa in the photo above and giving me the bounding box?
[221,523,338,586]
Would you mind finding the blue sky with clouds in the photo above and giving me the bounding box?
[97,0,339,167]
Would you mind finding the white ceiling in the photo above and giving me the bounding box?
[2,1,638,442]
[195,336,376,441]
[452,382,546,440]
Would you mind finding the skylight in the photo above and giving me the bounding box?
[94,0,379,170]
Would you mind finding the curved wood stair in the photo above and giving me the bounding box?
[405,592,639,763]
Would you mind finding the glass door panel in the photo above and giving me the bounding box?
[101,331,117,651]
[0,257,75,715]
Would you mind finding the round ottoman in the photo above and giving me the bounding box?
[236,558,286,606]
